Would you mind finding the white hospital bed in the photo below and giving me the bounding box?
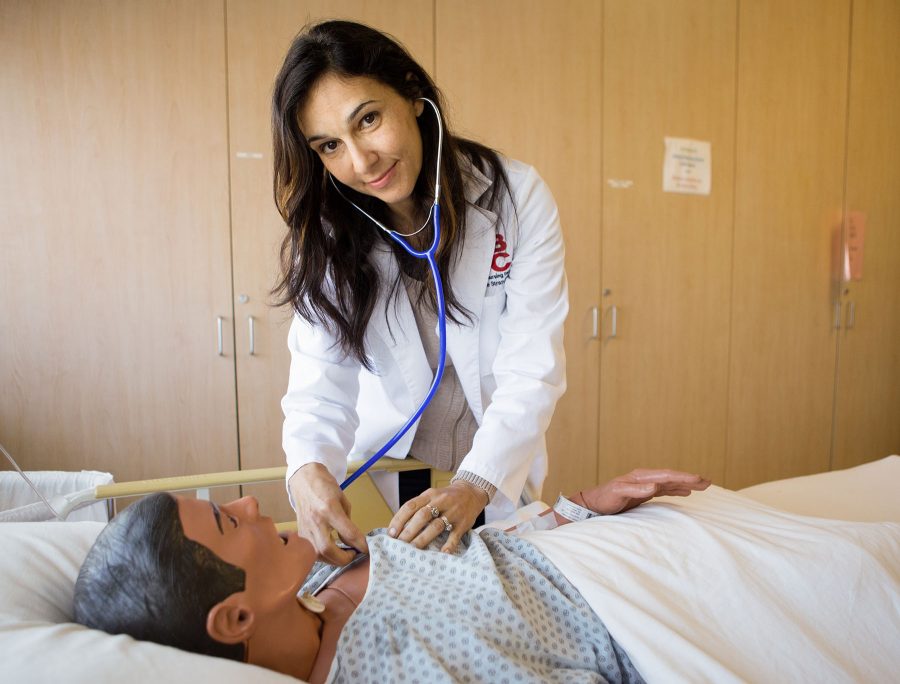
[1,456,898,683]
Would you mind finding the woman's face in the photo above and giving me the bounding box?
[299,73,425,215]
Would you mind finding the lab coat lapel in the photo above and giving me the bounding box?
[445,171,497,421]
[366,160,496,419]
[367,244,432,412]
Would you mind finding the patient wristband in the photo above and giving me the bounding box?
[553,494,600,522]
[503,508,559,535]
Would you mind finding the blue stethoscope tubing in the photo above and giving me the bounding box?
[336,98,446,490]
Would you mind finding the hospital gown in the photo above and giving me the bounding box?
[302,528,644,683]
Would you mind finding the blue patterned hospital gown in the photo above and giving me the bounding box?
[302,528,644,683]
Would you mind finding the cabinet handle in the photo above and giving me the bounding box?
[248,316,256,355]
[605,305,618,340]
[833,301,842,330]
[217,316,224,356]
[589,306,599,340]
[846,301,855,329]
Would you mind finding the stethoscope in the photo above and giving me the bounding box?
[332,97,447,490]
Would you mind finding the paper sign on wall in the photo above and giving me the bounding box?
[663,137,711,195]
[844,211,866,281]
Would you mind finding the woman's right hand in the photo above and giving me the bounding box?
[289,463,368,566]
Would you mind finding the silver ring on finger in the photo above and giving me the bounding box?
[428,504,440,519]
[440,515,453,533]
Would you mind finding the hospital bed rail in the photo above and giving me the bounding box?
[91,457,438,531]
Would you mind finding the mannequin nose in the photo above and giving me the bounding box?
[234,495,260,519]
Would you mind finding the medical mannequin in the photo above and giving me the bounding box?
[271,21,568,565]
[73,470,709,682]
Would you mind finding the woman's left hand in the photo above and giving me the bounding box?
[388,481,488,553]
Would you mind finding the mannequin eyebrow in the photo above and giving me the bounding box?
[209,502,224,534]
[306,99,380,144]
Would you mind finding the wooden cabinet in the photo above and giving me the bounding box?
[726,0,852,487]
[3,1,898,512]
[599,0,899,489]
[831,0,900,471]
[1,0,239,497]
[598,0,736,485]
[726,0,900,487]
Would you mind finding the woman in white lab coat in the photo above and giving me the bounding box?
[272,20,568,565]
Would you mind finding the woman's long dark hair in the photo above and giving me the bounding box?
[271,20,511,367]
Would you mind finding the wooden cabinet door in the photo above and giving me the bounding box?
[726,0,851,488]
[832,0,900,469]
[0,1,238,484]
[599,0,736,484]
[436,0,603,500]
[226,0,435,522]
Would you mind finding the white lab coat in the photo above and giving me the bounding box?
[282,156,568,520]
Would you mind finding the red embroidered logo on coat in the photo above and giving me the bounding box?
[492,234,511,273]
[486,232,511,294]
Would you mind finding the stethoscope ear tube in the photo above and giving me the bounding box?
[340,204,446,489]
[337,98,447,490]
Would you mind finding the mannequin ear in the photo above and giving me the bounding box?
[414,98,425,117]
[206,596,256,645]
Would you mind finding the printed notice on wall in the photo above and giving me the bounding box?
[663,137,711,195]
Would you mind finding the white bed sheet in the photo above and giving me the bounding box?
[524,483,900,683]
[1,457,898,683]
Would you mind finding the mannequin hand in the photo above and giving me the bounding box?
[578,469,711,516]
[388,481,488,554]
[289,463,368,566]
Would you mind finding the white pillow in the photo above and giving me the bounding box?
[0,521,102,622]
[0,521,299,683]
[739,454,900,522]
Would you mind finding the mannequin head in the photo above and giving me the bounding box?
[74,493,323,678]
[73,492,247,661]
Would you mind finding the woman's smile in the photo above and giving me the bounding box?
[366,161,397,189]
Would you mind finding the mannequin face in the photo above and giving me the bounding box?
[177,495,323,676]
[177,495,316,608]
[299,73,425,222]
